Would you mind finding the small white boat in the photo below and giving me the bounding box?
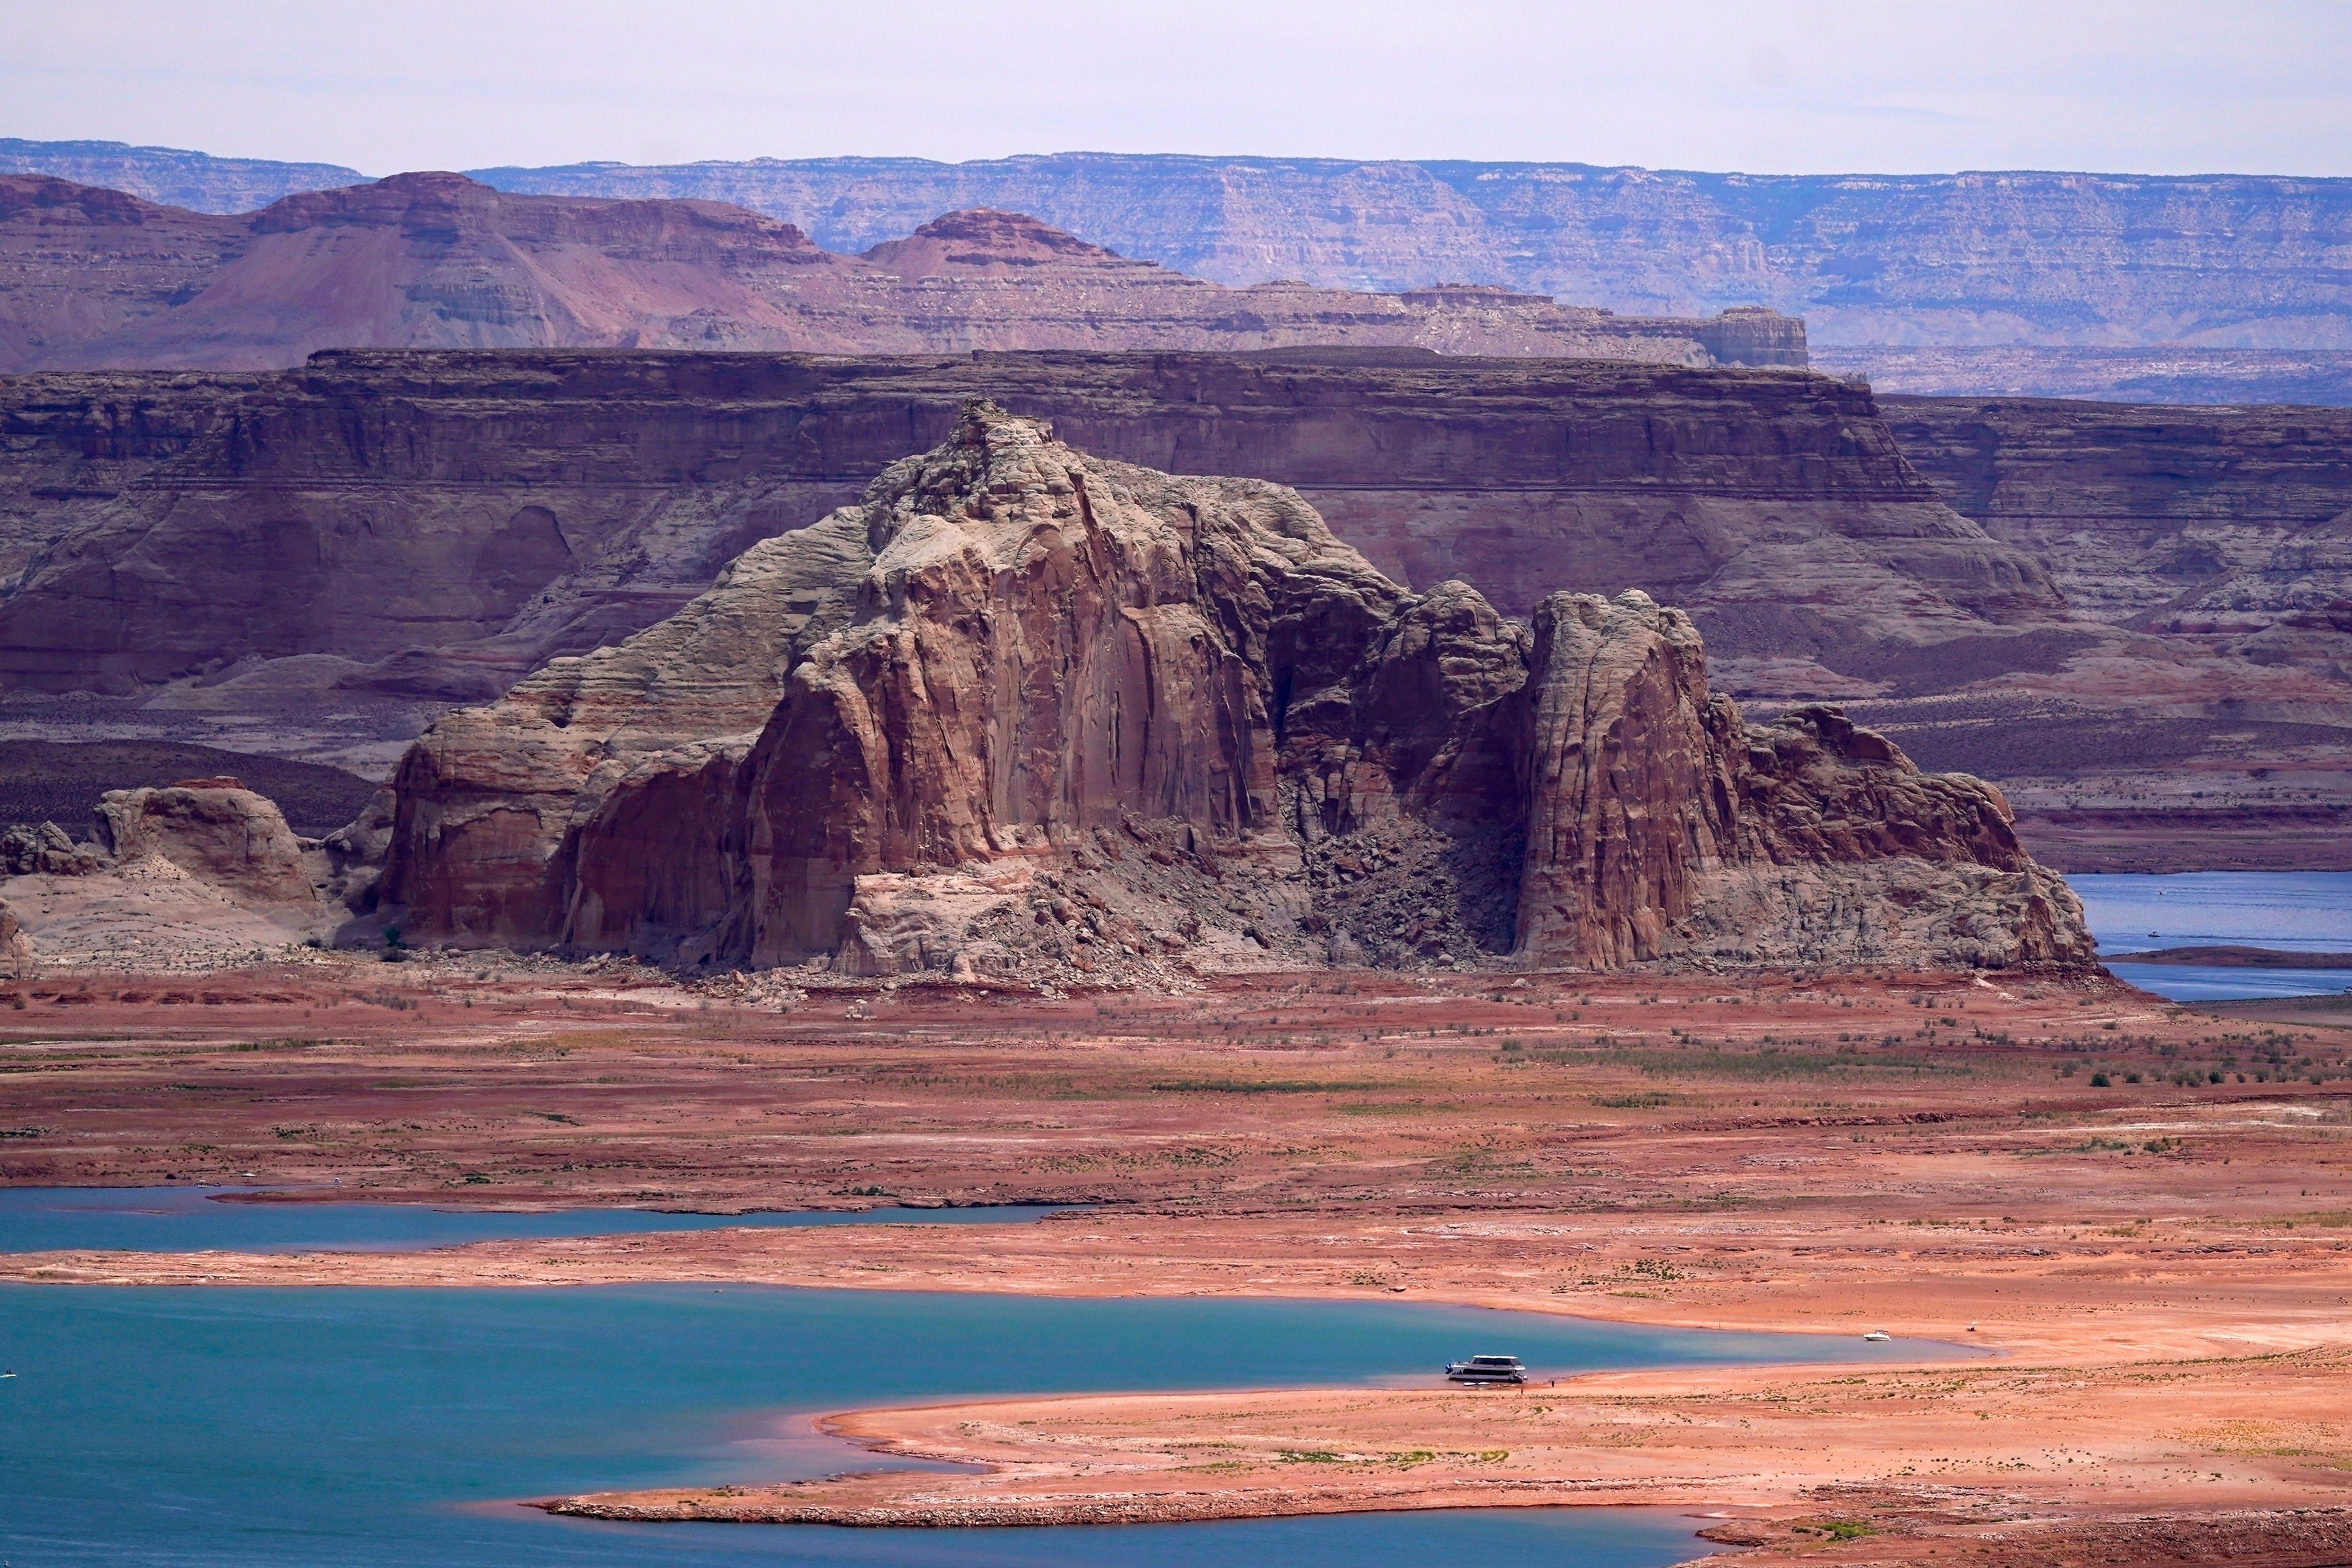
[1862,1331,1893,1342]
[1445,1354,1527,1384]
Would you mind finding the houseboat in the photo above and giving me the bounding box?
[1445,1354,1526,1384]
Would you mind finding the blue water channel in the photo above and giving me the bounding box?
[2072,870,2352,1001]
[0,1186,1075,1254]
[0,1283,1939,1567]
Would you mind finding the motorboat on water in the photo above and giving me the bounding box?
[1445,1354,1526,1384]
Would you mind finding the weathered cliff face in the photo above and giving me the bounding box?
[0,173,1797,373]
[1495,595,2079,970]
[1825,397,2352,872]
[382,404,2089,977]
[464,154,2352,348]
[0,350,2053,744]
[0,138,363,216]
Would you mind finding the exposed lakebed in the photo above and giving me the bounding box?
[0,1282,1944,1566]
[2072,871,2352,1000]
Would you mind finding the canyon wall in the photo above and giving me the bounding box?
[0,350,2053,717]
[383,402,2087,976]
[1816,346,2352,408]
[12,140,2349,358]
[1880,397,2352,627]
[1846,396,2352,870]
[0,138,364,214]
[462,154,2352,349]
[4,350,2343,868]
[0,174,1797,373]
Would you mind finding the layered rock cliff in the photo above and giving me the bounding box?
[465,153,2352,349]
[1831,397,2352,870]
[0,138,363,214]
[382,403,2089,976]
[13,139,2350,350]
[0,349,2054,735]
[0,173,1797,372]
[1814,346,2352,407]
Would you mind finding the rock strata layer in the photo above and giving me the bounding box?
[0,173,1797,372]
[14,140,2350,350]
[464,153,2352,348]
[0,349,2056,717]
[383,404,2089,977]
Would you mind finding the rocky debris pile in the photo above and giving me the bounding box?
[376,402,2091,981]
[0,820,105,877]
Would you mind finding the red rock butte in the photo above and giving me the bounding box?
[380,401,2089,979]
[0,172,1803,372]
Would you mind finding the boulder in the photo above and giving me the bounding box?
[91,780,318,906]
[0,820,104,877]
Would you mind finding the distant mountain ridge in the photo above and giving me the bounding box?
[0,172,1798,372]
[0,137,363,214]
[465,155,2352,350]
[7,139,2351,353]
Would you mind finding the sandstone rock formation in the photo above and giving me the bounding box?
[6,348,2344,870]
[0,173,1799,372]
[0,820,104,877]
[0,778,344,970]
[0,896,25,970]
[91,779,319,906]
[380,403,2089,977]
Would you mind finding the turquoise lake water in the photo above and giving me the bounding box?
[2071,871,2352,1001]
[0,1186,1073,1254]
[0,1284,1937,1566]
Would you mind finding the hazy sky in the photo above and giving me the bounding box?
[7,0,2347,176]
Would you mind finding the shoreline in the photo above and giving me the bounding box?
[16,1222,2334,1552]
[3,966,2348,1562]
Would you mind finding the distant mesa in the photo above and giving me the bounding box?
[0,136,365,214]
[10,137,2352,393]
[862,207,1126,274]
[0,171,1803,372]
